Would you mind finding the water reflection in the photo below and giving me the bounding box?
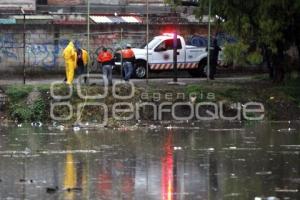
[161,130,174,200]
[0,121,299,199]
[64,151,76,199]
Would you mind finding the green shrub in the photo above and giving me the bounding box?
[10,104,33,122]
[246,51,263,65]
[223,42,249,67]
[6,85,33,102]
[31,98,46,121]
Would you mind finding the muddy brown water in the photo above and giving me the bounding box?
[0,121,299,200]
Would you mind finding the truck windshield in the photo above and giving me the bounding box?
[144,38,162,49]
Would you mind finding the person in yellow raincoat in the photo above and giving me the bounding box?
[62,41,77,85]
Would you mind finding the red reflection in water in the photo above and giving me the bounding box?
[97,159,135,200]
[161,131,174,200]
[98,168,112,198]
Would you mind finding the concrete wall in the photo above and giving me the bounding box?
[48,0,83,5]
[0,23,207,74]
[47,0,164,5]
[0,0,36,11]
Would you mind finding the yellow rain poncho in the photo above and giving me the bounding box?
[62,42,77,85]
[81,49,89,66]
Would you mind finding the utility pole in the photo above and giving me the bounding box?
[87,0,90,79]
[21,8,26,84]
[146,0,149,84]
[173,31,178,83]
[207,0,212,81]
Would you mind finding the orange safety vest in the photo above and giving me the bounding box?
[121,49,134,59]
[98,51,113,63]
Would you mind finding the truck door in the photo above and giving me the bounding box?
[150,38,185,70]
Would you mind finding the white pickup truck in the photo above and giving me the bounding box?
[116,33,208,78]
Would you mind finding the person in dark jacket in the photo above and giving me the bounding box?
[209,38,221,80]
[76,48,89,83]
[97,47,114,86]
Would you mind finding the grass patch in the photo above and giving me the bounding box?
[5,85,33,102]
[5,84,49,122]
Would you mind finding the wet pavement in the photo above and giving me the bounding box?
[0,121,299,200]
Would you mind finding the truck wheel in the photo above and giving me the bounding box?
[189,59,206,77]
[134,61,147,79]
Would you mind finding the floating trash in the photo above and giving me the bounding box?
[209,128,245,132]
[174,146,182,150]
[149,124,157,130]
[235,158,246,162]
[56,125,65,131]
[277,128,296,132]
[38,149,100,155]
[224,193,240,197]
[255,197,279,200]
[73,126,80,132]
[24,147,31,155]
[280,145,300,149]
[32,132,65,136]
[223,147,262,151]
[255,171,272,175]
[166,125,173,130]
[65,187,82,192]
[275,188,298,193]
[31,122,43,127]
[208,148,215,151]
[46,186,59,194]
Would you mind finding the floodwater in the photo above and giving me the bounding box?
[0,121,299,200]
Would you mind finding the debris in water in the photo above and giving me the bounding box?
[17,124,22,127]
[277,128,296,132]
[174,146,182,150]
[230,173,238,179]
[149,124,157,130]
[73,126,80,132]
[46,186,59,193]
[24,147,31,155]
[224,193,240,197]
[208,148,215,151]
[209,128,245,132]
[166,125,173,130]
[255,197,279,200]
[280,145,300,149]
[56,125,65,131]
[66,187,82,192]
[255,171,272,175]
[275,188,298,193]
[31,122,43,127]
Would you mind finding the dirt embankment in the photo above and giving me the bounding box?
[0,78,300,127]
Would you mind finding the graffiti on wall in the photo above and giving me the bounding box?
[0,32,145,71]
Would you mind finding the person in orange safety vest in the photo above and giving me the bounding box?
[121,44,135,81]
[97,47,114,86]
